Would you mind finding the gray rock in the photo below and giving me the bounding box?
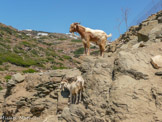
[7,79,16,87]
[12,73,25,83]
[137,32,149,42]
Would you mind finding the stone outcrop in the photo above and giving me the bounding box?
[1,69,81,122]
[108,10,162,53]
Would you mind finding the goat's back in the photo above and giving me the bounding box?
[76,76,84,88]
[86,28,107,35]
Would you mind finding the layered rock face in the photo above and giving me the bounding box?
[108,11,162,52]
[0,11,162,122]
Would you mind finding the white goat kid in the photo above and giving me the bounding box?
[59,76,84,104]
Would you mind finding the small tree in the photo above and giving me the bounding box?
[121,8,130,31]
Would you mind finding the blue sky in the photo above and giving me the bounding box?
[0,0,160,40]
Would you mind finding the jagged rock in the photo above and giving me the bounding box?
[137,32,149,42]
[149,24,162,40]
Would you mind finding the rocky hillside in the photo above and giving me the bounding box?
[0,11,162,122]
[0,24,81,72]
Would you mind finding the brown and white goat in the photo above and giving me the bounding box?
[69,23,112,56]
[59,76,84,104]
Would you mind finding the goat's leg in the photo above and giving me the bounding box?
[75,93,79,104]
[83,43,87,55]
[70,93,72,104]
[79,89,82,103]
[87,41,90,56]
[99,45,103,56]
[101,46,105,57]
[99,44,105,57]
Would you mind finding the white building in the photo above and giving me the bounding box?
[37,33,48,36]
[25,29,32,31]
[66,33,79,39]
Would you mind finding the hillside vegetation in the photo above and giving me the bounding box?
[0,24,87,75]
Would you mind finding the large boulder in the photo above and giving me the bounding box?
[12,73,25,83]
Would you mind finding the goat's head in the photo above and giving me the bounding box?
[59,80,68,91]
[69,22,80,33]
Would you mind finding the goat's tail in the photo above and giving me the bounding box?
[107,33,112,38]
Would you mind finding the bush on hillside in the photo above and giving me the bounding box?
[23,69,37,73]
[0,53,38,67]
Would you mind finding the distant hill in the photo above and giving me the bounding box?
[0,23,91,78]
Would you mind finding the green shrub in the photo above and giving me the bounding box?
[0,85,2,91]
[47,57,54,62]
[45,50,58,57]
[5,75,12,82]
[21,41,34,47]
[0,67,4,71]
[71,39,82,43]
[31,49,38,55]
[13,46,25,54]
[74,48,84,55]
[5,39,11,43]
[0,59,3,65]
[91,46,97,49]
[58,50,63,52]
[59,57,64,61]
[58,38,66,41]
[62,55,72,60]
[23,69,37,73]
[0,53,38,67]
[0,42,11,49]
